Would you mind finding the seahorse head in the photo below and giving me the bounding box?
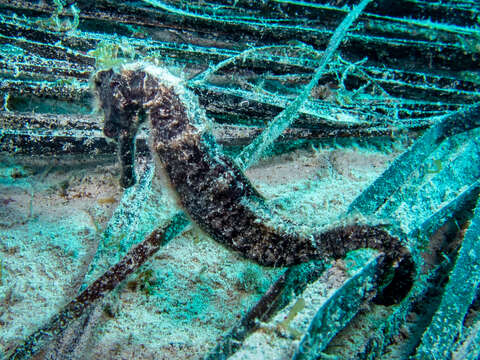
[92,67,146,140]
[91,63,210,188]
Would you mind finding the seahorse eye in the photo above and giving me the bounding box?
[103,122,118,138]
[93,69,114,90]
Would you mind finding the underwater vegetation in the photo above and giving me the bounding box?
[0,0,479,359]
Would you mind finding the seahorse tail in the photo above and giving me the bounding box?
[313,224,415,304]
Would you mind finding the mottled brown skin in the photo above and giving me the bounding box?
[92,65,414,300]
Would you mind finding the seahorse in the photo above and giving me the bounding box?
[92,63,415,302]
